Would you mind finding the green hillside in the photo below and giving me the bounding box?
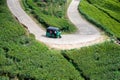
[0,0,83,79]
[79,0,120,38]
[0,0,120,80]
[63,42,120,80]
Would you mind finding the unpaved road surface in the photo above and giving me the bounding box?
[7,0,107,50]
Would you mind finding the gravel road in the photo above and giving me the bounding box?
[7,0,106,49]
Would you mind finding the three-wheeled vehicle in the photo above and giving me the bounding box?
[46,26,61,38]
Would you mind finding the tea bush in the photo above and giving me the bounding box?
[64,42,120,80]
[0,0,83,79]
[79,0,120,38]
[22,0,77,33]
[1,0,120,80]
[0,76,9,80]
[87,0,120,22]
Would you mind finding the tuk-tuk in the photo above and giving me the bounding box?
[46,26,61,38]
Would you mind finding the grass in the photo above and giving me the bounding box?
[21,0,77,33]
[78,0,120,38]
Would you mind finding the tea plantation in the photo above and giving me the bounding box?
[79,0,120,38]
[0,0,120,80]
[63,42,120,80]
[0,0,83,79]
[21,0,77,33]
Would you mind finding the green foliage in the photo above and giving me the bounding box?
[65,42,120,80]
[22,0,77,33]
[0,76,9,80]
[88,0,120,22]
[0,0,82,79]
[79,0,120,38]
[1,0,120,80]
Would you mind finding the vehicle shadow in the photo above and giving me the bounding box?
[41,35,54,39]
[41,35,61,39]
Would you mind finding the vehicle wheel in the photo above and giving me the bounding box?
[59,36,62,38]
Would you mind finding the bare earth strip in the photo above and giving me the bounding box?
[7,0,108,50]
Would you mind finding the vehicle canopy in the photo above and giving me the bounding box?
[47,26,60,31]
[46,26,61,38]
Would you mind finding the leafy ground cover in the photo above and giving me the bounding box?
[79,0,120,38]
[0,0,83,79]
[21,0,77,33]
[63,42,120,80]
[1,0,120,80]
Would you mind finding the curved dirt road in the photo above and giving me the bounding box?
[7,0,106,49]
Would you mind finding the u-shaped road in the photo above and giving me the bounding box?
[7,0,107,49]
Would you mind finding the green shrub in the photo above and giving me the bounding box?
[22,0,77,33]
[0,0,83,79]
[65,42,120,80]
[0,76,9,80]
[1,0,120,80]
[87,0,120,22]
[79,0,120,38]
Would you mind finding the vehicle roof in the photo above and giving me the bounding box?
[47,26,59,31]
